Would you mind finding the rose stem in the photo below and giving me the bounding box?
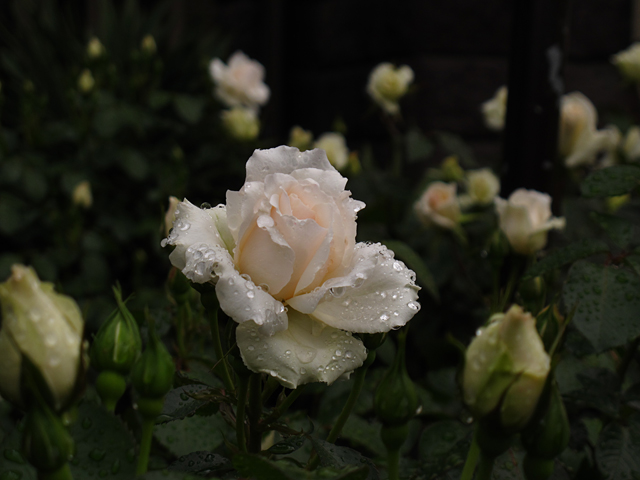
[475,453,495,480]
[460,430,480,480]
[207,306,235,392]
[387,447,401,480]
[267,385,307,423]
[308,350,376,470]
[136,417,155,475]
[247,373,263,453]
[236,376,249,453]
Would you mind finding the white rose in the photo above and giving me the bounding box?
[162,146,420,388]
[78,69,95,94]
[466,169,500,206]
[481,86,508,131]
[221,107,260,141]
[87,37,105,59]
[463,305,550,430]
[611,42,640,83]
[209,51,270,111]
[0,265,84,411]
[164,196,180,236]
[313,132,349,170]
[559,92,614,168]
[414,182,461,229]
[495,189,565,255]
[623,126,640,162]
[366,63,414,115]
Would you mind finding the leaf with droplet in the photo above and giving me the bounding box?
[156,385,212,424]
[590,212,636,249]
[563,261,640,352]
[168,451,231,475]
[581,165,640,198]
[418,420,471,476]
[310,437,379,480]
[523,239,609,279]
[266,434,307,455]
[67,401,137,479]
[382,239,439,302]
[0,425,36,480]
[154,411,233,457]
[595,414,640,480]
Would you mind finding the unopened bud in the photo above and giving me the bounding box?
[131,322,175,404]
[87,37,105,59]
[288,126,313,151]
[22,402,74,473]
[221,107,260,141]
[441,155,464,182]
[78,69,95,93]
[141,34,157,55]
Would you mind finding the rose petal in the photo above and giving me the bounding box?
[287,243,421,333]
[162,199,231,271]
[236,309,367,389]
[245,146,335,183]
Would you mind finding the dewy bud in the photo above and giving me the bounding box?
[463,305,550,432]
[0,265,83,411]
[374,331,419,428]
[22,401,74,473]
[90,286,142,375]
[131,322,175,401]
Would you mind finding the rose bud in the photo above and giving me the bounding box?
[466,168,500,206]
[0,265,83,412]
[415,181,461,230]
[481,86,508,131]
[463,305,550,433]
[221,107,260,142]
[366,62,414,115]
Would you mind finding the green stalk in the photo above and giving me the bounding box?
[387,447,401,480]
[136,417,155,475]
[207,308,235,392]
[39,464,73,480]
[236,376,250,453]
[248,374,263,453]
[476,453,495,480]
[268,385,307,422]
[460,432,480,480]
[309,351,376,469]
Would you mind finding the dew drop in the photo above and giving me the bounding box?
[300,368,306,374]
[393,261,403,271]
[247,291,255,299]
[248,345,255,351]
[380,312,390,322]
[329,286,346,297]
[407,301,420,311]
[295,346,317,364]
[353,273,366,288]
[335,349,343,357]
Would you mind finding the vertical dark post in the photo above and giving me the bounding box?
[502,0,571,199]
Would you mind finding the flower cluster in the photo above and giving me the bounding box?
[163,146,421,388]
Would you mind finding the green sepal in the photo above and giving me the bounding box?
[168,268,192,305]
[95,370,127,411]
[131,320,175,399]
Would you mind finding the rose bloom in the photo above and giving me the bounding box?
[209,51,270,111]
[221,107,260,141]
[611,42,640,83]
[313,132,349,170]
[623,126,640,162]
[466,168,500,206]
[481,86,508,131]
[366,63,414,115]
[560,92,617,168]
[495,189,565,255]
[162,146,420,388]
[0,265,84,411]
[414,182,461,229]
[463,305,550,431]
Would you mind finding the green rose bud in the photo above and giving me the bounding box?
[221,107,260,141]
[131,323,175,402]
[463,305,550,432]
[0,265,84,412]
[90,287,142,375]
[22,401,74,473]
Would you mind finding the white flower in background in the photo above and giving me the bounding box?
[209,51,270,111]
[288,126,314,151]
[221,107,260,141]
[481,86,508,131]
[415,182,461,229]
[0,265,84,410]
[495,189,565,255]
[313,132,349,170]
[141,34,157,55]
[162,146,420,388]
[599,125,622,168]
[463,305,550,431]
[366,63,414,115]
[87,37,105,59]
[559,92,615,168]
[623,126,640,162]
[164,196,181,236]
[611,42,640,83]
[466,169,500,206]
[72,180,93,209]
[78,69,95,93]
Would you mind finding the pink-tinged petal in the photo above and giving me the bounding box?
[226,181,267,245]
[236,309,367,389]
[245,146,335,183]
[287,243,421,333]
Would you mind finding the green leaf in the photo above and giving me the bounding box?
[173,95,205,125]
[119,149,149,180]
[341,415,385,457]
[168,451,231,476]
[563,261,640,352]
[405,127,433,163]
[382,240,439,302]
[523,239,609,279]
[418,420,470,476]
[581,165,640,198]
[590,212,635,248]
[68,401,137,479]
[154,411,232,457]
[266,434,307,455]
[310,437,380,480]
[233,453,369,480]
[596,416,640,480]
[0,425,36,480]
[141,472,202,480]
[156,385,211,424]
